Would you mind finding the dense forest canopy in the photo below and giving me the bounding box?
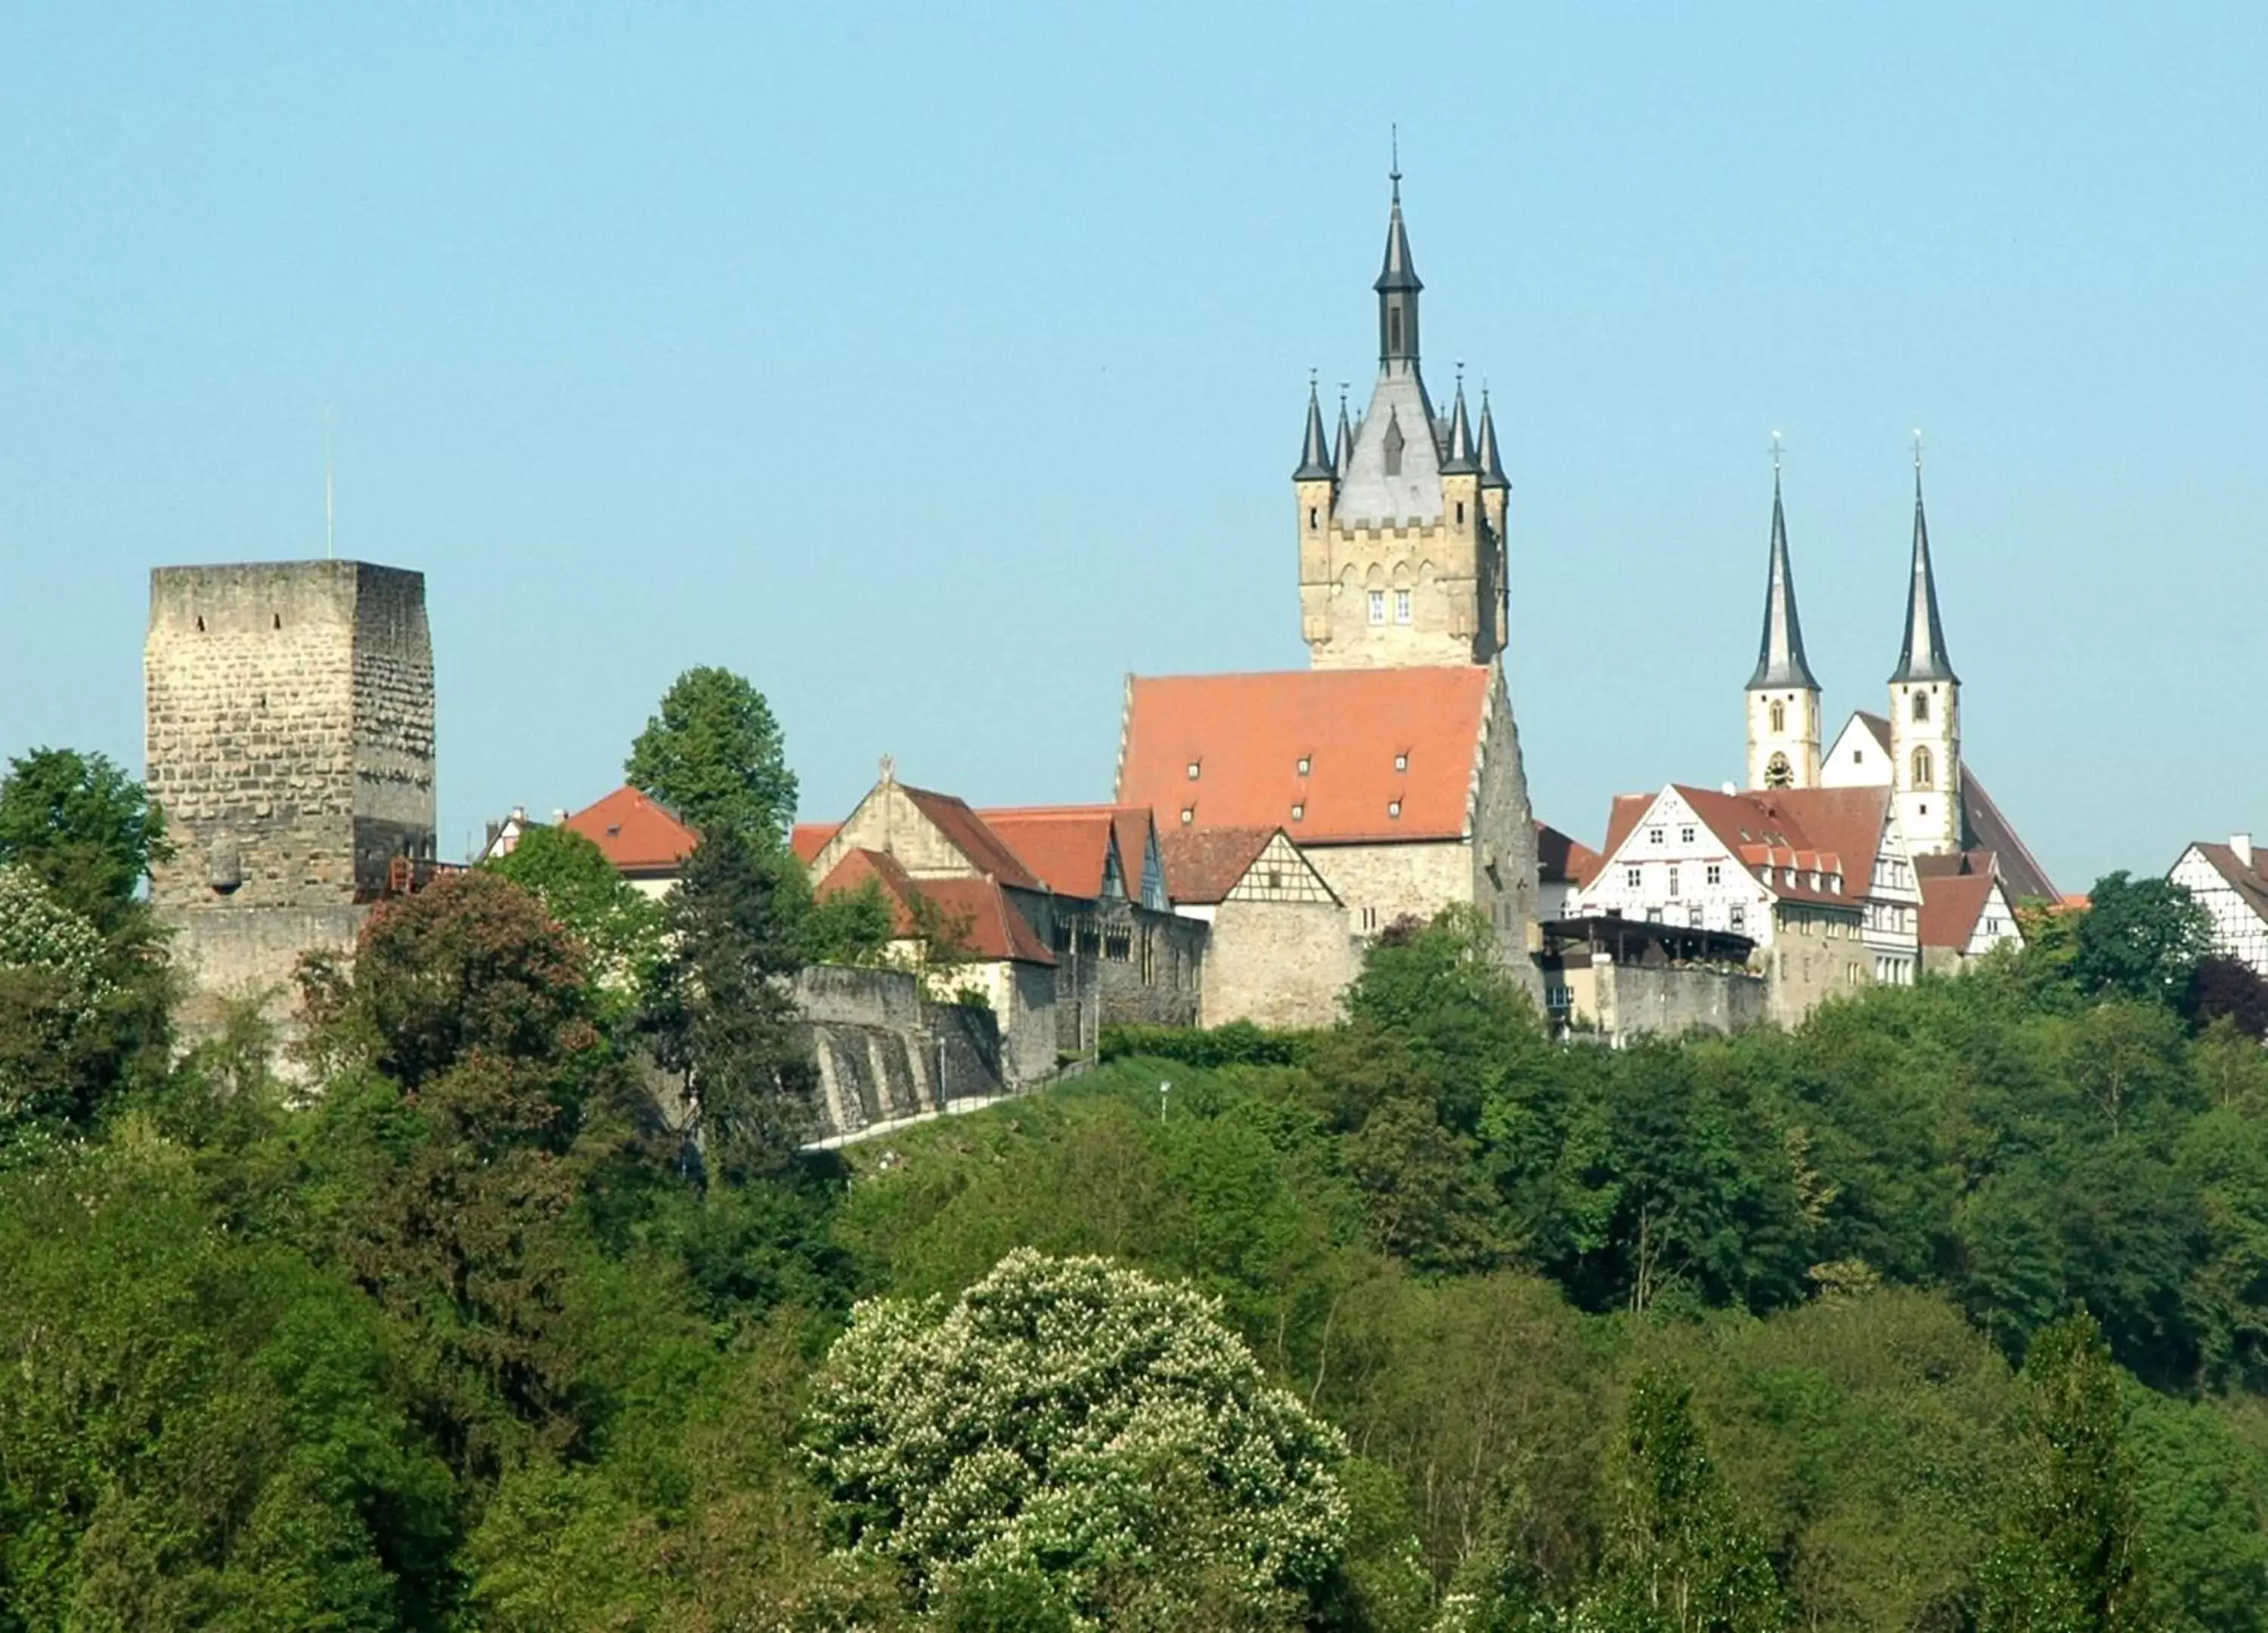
[2,708,2266,1631]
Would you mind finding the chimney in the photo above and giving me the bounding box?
[2234,832,2254,869]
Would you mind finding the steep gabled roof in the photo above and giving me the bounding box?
[2187,842,2268,929]
[564,787,700,875]
[1594,785,1864,909]
[1918,869,2002,951]
[816,848,1055,966]
[1117,666,1492,845]
[1535,820,1603,888]
[897,785,1040,890]
[976,805,1124,900]
[1159,826,1280,905]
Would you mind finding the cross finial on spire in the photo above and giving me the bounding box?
[879,753,895,785]
[1912,428,1925,473]
[1390,122,1400,198]
[1771,429,1783,476]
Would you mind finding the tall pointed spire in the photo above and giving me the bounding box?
[1294,376,1335,480]
[1477,387,1508,489]
[1374,150,1422,371]
[1889,443,1958,684]
[1334,385,1352,479]
[1747,451,1820,691]
[1442,374,1477,474]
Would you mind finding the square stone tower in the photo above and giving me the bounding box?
[145,560,435,1015]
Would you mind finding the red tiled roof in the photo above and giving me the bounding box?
[1919,869,1998,950]
[1597,785,1867,907]
[1536,820,1603,888]
[816,847,1054,965]
[1117,666,1492,844]
[564,787,700,875]
[791,823,839,865]
[1158,826,1281,905]
[977,805,1124,900]
[900,786,1040,890]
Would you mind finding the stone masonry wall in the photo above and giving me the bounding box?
[1470,665,1545,999]
[1594,959,1770,1040]
[1201,899,1359,1030]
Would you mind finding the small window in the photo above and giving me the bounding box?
[1768,699,1786,733]
[1648,828,1664,846]
[1308,506,1319,530]
[1180,807,1194,825]
[1679,826,1695,844]
[1387,800,1402,819]
[1688,906,1704,928]
[1912,691,1930,723]
[1290,802,1304,821]
[194,615,206,632]
[1730,904,1746,932]
[1187,761,1201,779]
[1266,868,1281,891]
[1853,748,1863,764]
[1455,500,1466,525]
[1394,752,1408,772]
[271,613,281,630]
[1394,589,1412,624]
[1625,866,1642,890]
[1368,590,1387,625]
[1911,746,1935,790]
[1668,865,1681,898]
[1706,863,1722,886]
[1296,756,1310,776]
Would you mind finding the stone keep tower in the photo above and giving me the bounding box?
[1886,464,1962,854]
[145,560,435,1009]
[1744,462,1823,790]
[1297,172,1510,671]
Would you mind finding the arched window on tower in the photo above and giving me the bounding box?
[1765,752,1793,789]
[1912,691,1931,723]
[1768,699,1786,734]
[1911,746,1935,789]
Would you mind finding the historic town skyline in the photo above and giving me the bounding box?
[5,7,2266,888]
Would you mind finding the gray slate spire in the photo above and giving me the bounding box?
[1294,380,1335,480]
[1888,466,1959,684]
[1746,468,1821,691]
[1477,389,1508,489]
[1442,380,1477,474]
[1334,389,1352,479]
[1375,171,1422,370]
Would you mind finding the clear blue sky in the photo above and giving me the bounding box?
[5,5,2263,891]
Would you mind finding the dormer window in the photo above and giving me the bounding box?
[1186,761,1201,780]
[1297,756,1311,776]
[1180,807,1194,825]
[1394,753,1408,772]
[1387,800,1402,820]
[1290,803,1304,821]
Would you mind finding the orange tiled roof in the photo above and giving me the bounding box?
[791,823,840,865]
[1158,826,1281,905]
[816,847,1054,965]
[977,805,1124,899]
[1117,666,1492,844]
[564,787,700,875]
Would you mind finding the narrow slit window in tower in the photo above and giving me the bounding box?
[1912,691,1930,723]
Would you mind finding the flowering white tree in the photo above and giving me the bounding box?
[0,863,111,1120]
[805,1247,1349,1625]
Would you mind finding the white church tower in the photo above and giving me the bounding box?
[1744,454,1822,790]
[1887,450,1962,854]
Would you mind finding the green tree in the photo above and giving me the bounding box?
[2071,873,2214,1006]
[0,746,171,929]
[804,874,896,967]
[485,821,665,1014]
[0,863,116,1136]
[1585,1369,1786,1632]
[624,665,798,845]
[1979,1312,2144,1633]
[646,823,820,1185]
[805,1248,1350,1624]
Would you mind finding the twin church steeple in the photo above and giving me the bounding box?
[1741,444,1964,851]
[1293,170,1508,670]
